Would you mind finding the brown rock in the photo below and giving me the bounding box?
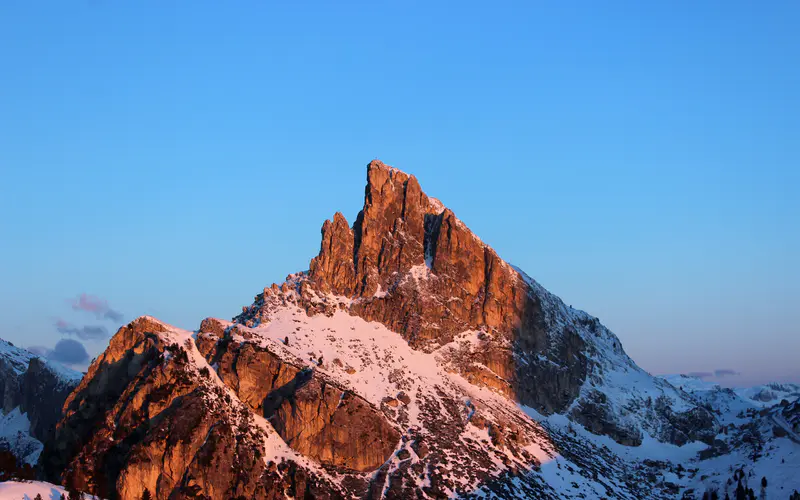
[308,212,356,296]
[198,331,400,473]
[40,318,351,500]
[211,338,301,412]
[396,391,411,405]
[267,374,400,472]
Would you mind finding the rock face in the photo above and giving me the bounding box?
[0,338,80,464]
[783,398,800,434]
[196,320,400,472]
[267,375,399,472]
[0,340,33,414]
[308,162,535,349]
[20,358,79,445]
[40,317,343,500]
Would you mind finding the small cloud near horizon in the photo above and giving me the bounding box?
[29,338,89,366]
[685,369,742,380]
[56,319,109,341]
[70,293,124,322]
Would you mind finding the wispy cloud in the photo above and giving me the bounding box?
[55,319,109,341]
[70,293,124,322]
[685,369,741,380]
[29,339,89,365]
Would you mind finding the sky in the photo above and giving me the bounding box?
[0,1,798,385]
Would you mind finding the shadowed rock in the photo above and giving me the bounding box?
[197,325,400,472]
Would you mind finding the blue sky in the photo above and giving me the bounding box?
[1,1,798,385]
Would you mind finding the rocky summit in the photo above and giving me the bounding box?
[14,160,798,499]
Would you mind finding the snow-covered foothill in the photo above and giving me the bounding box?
[0,480,101,499]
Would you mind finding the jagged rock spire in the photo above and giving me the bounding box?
[308,160,528,348]
[309,159,445,297]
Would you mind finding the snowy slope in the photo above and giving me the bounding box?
[0,339,35,376]
[141,316,392,488]
[0,408,43,465]
[0,338,81,386]
[205,308,564,493]
[514,268,710,446]
[735,382,800,407]
[658,374,800,497]
[0,480,101,499]
[223,284,720,498]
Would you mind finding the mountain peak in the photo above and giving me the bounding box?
[310,160,453,299]
[309,160,498,314]
[364,159,444,215]
[27,159,756,500]
[366,157,403,175]
[279,161,590,415]
[230,159,719,448]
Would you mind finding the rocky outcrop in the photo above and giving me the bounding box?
[196,320,400,472]
[570,390,644,446]
[0,360,24,417]
[40,317,354,499]
[652,397,717,446]
[783,398,800,434]
[267,374,400,472]
[20,358,78,445]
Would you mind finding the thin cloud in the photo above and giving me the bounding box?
[56,319,109,341]
[70,293,124,322]
[684,369,741,380]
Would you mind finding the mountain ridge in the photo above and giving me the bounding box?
[28,160,800,499]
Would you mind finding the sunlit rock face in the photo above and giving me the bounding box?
[40,317,344,499]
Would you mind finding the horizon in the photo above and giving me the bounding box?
[1,2,798,388]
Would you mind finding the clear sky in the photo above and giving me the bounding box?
[1,1,798,385]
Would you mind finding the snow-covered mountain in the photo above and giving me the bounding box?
[736,382,800,408]
[660,374,800,498]
[24,161,800,499]
[0,338,82,465]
